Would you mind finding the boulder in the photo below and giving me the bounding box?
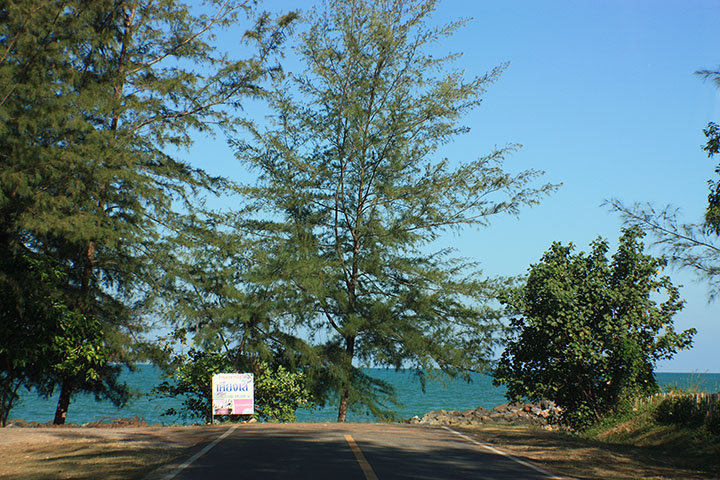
[409,399,561,427]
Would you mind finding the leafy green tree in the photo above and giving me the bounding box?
[0,253,128,426]
[154,343,314,423]
[494,228,695,429]
[607,66,720,298]
[0,253,65,427]
[235,0,556,421]
[39,307,131,426]
[0,0,296,424]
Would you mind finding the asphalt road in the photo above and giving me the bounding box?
[158,423,567,480]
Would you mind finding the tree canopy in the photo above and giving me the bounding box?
[234,0,556,421]
[0,0,296,424]
[493,228,695,429]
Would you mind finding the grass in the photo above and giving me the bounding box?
[0,425,224,480]
[459,396,720,480]
[584,398,720,465]
[3,398,718,480]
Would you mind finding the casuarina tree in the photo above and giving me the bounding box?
[234,0,557,421]
[0,0,296,424]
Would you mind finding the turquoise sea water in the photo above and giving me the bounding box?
[8,367,720,425]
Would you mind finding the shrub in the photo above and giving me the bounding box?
[493,228,694,430]
[154,345,314,423]
[655,396,706,427]
[707,401,720,436]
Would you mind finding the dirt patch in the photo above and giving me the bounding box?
[0,423,225,480]
[457,424,720,480]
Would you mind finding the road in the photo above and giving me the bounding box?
[157,423,568,480]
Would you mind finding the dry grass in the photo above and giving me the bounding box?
[2,416,718,480]
[0,425,224,480]
[457,423,720,480]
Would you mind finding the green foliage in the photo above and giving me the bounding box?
[154,345,313,423]
[233,0,556,421]
[655,396,707,427]
[0,251,62,426]
[155,347,234,424]
[704,119,720,234]
[0,0,296,423]
[653,392,720,436]
[0,250,127,426]
[255,363,314,423]
[493,227,695,430]
[581,397,720,473]
[709,401,720,435]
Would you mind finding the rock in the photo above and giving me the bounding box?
[408,400,563,428]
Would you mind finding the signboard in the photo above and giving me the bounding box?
[212,373,254,416]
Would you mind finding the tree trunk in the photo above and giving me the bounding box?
[337,388,350,422]
[0,376,21,427]
[337,335,355,422]
[53,379,73,425]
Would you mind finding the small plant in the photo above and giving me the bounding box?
[655,396,705,426]
[707,400,720,436]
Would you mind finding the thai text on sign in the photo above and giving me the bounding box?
[212,373,254,415]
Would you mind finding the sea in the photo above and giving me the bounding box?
[7,367,720,425]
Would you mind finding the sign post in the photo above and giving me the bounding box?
[211,373,254,423]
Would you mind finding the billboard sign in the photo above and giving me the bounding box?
[211,373,254,416]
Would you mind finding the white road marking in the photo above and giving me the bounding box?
[155,424,240,480]
[441,425,570,480]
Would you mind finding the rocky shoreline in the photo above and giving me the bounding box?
[406,401,563,429]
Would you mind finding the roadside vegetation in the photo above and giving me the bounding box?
[492,66,719,437]
[582,392,720,478]
[1,0,718,435]
[585,393,720,453]
[1,0,556,426]
[493,227,695,430]
[462,392,720,479]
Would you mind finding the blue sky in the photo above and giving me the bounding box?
[184,0,720,372]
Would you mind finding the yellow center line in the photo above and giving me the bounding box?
[344,434,379,480]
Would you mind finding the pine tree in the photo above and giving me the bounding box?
[235,0,556,421]
[0,0,296,424]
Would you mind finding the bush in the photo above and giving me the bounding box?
[154,345,314,423]
[655,396,706,427]
[493,228,694,430]
[707,401,720,436]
